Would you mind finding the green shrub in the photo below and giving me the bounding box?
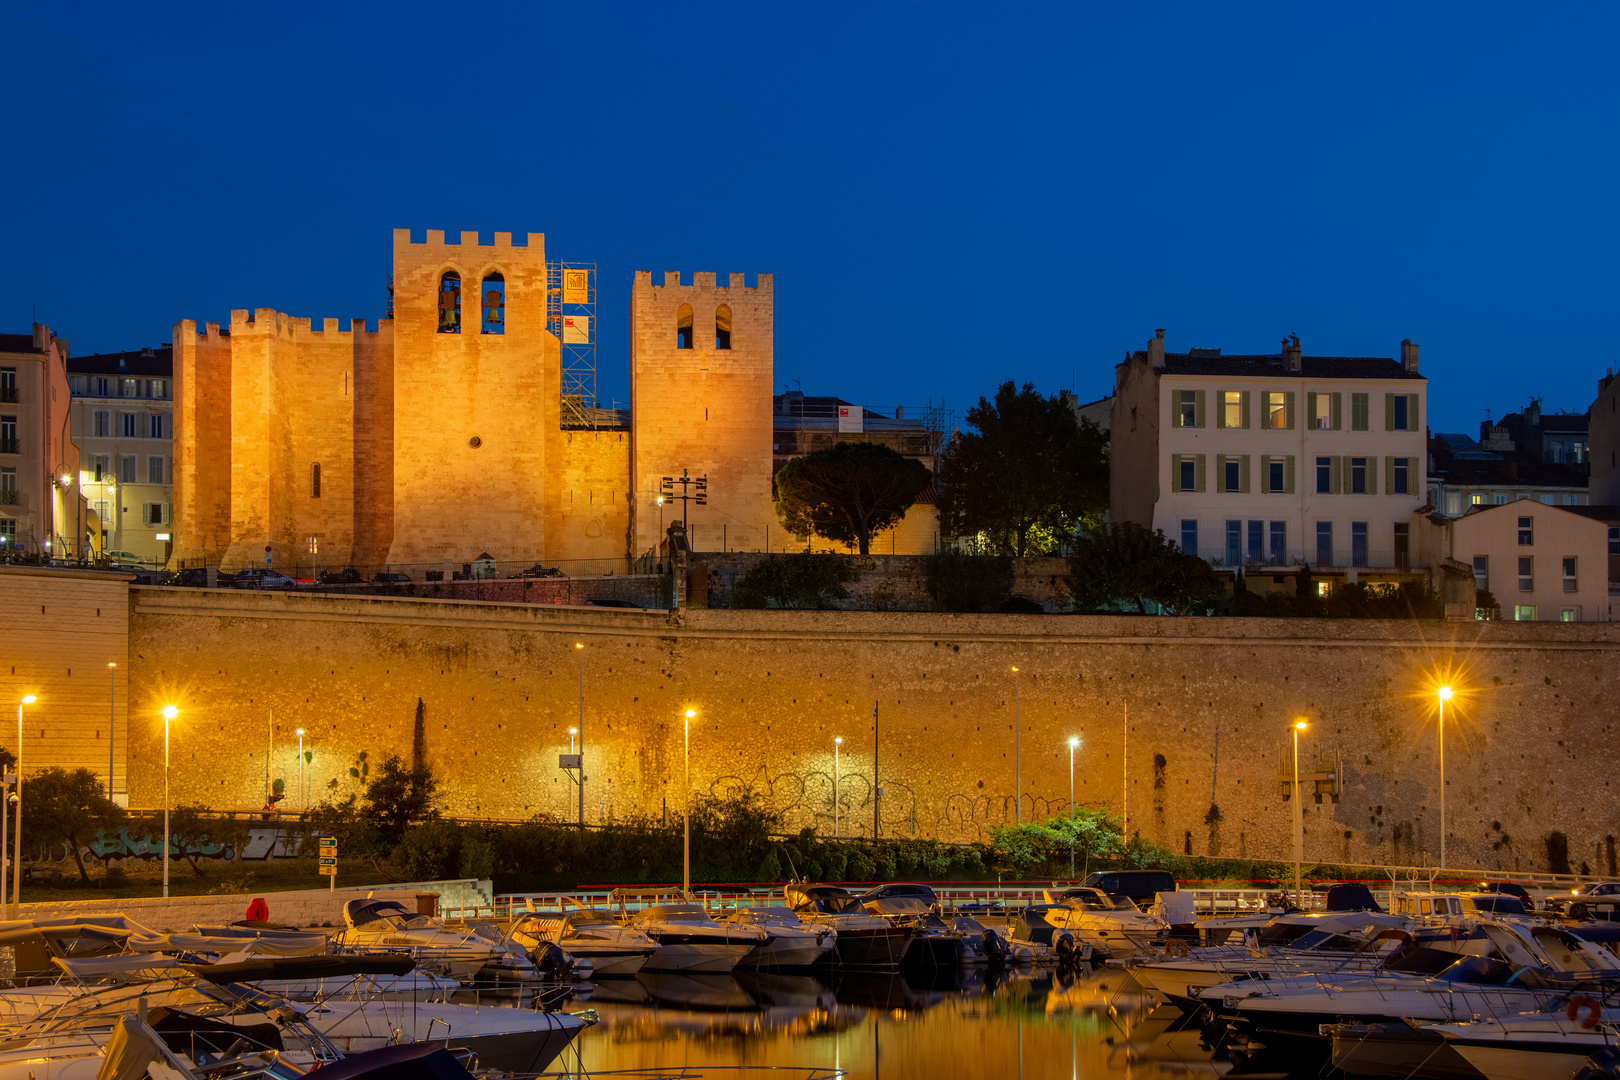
[923,551,1015,612]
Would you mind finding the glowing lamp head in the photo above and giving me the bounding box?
[1069,736,1080,748]
[108,662,116,668]
[568,727,578,735]
[684,709,696,720]
[574,643,583,650]
[1438,686,1454,702]
[834,737,843,746]
[1010,666,1019,673]
[162,706,178,720]
[60,475,71,487]
[1294,720,1308,731]
[20,696,36,706]
[294,727,304,736]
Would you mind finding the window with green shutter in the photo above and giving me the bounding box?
[1385,393,1397,432]
[1194,389,1206,429]
[1284,391,1296,430]
[1171,453,1183,492]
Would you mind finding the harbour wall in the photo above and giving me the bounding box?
[110,586,1620,878]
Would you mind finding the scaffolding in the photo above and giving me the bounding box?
[547,261,598,428]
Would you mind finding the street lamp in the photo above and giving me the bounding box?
[163,705,179,900]
[833,737,843,838]
[575,643,585,828]
[10,695,35,917]
[683,709,695,899]
[1068,736,1080,878]
[1437,686,1453,873]
[1292,720,1307,909]
[1011,666,1021,824]
[295,728,305,812]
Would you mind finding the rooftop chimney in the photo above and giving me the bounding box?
[1401,338,1419,374]
[1284,334,1302,373]
[1527,398,1541,426]
[1148,329,1166,369]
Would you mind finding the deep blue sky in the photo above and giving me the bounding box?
[6,2,1616,433]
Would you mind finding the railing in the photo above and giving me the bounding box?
[0,439,18,455]
[0,490,16,505]
[0,388,17,404]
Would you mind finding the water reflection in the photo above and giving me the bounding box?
[558,963,1236,1080]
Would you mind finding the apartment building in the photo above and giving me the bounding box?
[1427,433,1586,516]
[0,325,83,557]
[1481,399,1589,474]
[67,346,174,566]
[1112,331,1428,587]
[1448,501,1607,621]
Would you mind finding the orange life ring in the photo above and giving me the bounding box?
[1164,939,1190,957]
[1567,996,1601,1029]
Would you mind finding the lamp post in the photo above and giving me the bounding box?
[683,709,695,899]
[1068,736,1080,878]
[163,705,178,900]
[833,737,843,838]
[295,728,305,812]
[107,663,116,804]
[1011,666,1021,824]
[1437,686,1453,874]
[10,695,34,917]
[1292,720,1307,909]
[575,643,585,827]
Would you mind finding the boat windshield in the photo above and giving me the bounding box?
[1289,930,1363,952]
[568,910,617,926]
[1434,955,1517,986]
[1065,890,1137,912]
[1256,923,1317,946]
[1467,896,1527,915]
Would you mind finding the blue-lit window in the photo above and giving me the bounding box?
[1225,520,1242,565]
[1352,522,1368,567]
[1247,520,1263,563]
[1179,519,1198,556]
[1316,522,1332,567]
[1269,521,1286,565]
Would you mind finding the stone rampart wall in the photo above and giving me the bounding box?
[117,588,1620,879]
[691,553,1073,611]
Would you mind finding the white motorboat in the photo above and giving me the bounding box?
[1428,1006,1620,1080]
[1127,911,1413,998]
[1040,887,1168,958]
[627,904,765,973]
[784,884,918,969]
[723,906,837,968]
[331,897,533,982]
[507,907,657,977]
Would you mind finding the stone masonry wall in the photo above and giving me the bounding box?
[690,553,1072,611]
[119,586,1620,879]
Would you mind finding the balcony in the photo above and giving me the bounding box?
[0,388,17,404]
[0,438,17,455]
[0,490,16,505]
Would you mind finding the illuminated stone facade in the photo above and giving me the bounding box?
[173,235,774,576]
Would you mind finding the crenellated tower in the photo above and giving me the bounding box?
[630,271,774,557]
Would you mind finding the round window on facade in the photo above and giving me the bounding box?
[468,435,483,449]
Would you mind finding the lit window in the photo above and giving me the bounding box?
[1266,392,1286,428]
[122,378,140,398]
[1445,493,1461,515]
[1317,581,1330,597]
[1313,394,1332,430]
[1561,607,1580,622]
[149,379,166,399]
[1470,493,1485,506]
[1514,605,1537,621]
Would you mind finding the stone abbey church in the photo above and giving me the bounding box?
[174,230,774,576]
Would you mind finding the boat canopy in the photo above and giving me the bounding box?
[864,896,933,917]
[186,955,418,983]
[343,898,416,929]
[785,884,863,915]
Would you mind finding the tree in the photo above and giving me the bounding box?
[1069,522,1222,615]
[361,754,440,846]
[922,551,1014,612]
[773,442,931,555]
[729,553,859,609]
[165,805,252,877]
[935,382,1108,556]
[21,767,125,883]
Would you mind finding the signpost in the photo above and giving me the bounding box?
[319,837,337,890]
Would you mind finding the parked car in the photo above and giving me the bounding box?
[1547,881,1620,915]
[371,572,412,584]
[316,566,364,585]
[111,563,169,585]
[232,568,297,590]
[1081,870,1178,906]
[168,567,221,588]
[1476,881,1537,909]
[859,883,943,917]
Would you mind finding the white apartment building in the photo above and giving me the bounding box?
[1448,501,1607,621]
[1112,331,1428,583]
[67,346,174,567]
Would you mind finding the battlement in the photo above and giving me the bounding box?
[634,271,772,292]
[226,310,391,341]
[177,319,231,341]
[393,228,544,250]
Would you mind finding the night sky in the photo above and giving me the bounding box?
[6,2,1616,433]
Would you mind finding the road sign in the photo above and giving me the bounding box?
[319,847,336,859]
[318,856,337,866]
[319,865,337,876]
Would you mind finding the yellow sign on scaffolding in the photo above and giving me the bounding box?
[562,269,589,305]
